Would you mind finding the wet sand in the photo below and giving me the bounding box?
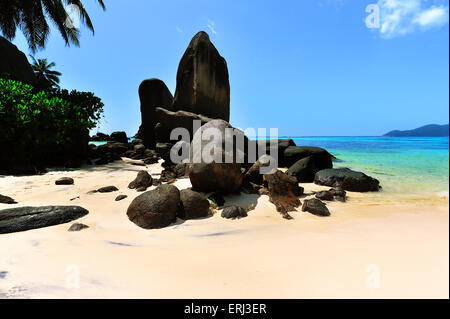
[0,160,448,298]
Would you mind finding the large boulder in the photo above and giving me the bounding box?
[314,168,381,192]
[188,120,244,193]
[263,170,303,219]
[283,146,334,169]
[172,31,230,121]
[0,36,36,84]
[154,107,213,143]
[0,206,88,234]
[179,189,210,220]
[286,156,316,182]
[126,184,181,229]
[137,79,174,148]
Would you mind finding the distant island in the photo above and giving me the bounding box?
[384,124,449,137]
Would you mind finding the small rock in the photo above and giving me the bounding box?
[315,190,334,201]
[97,186,119,193]
[302,199,330,217]
[55,177,74,185]
[330,188,347,202]
[0,195,17,204]
[68,223,89,232]
[128,170,153,190]
[136,186,148,192]
[221,206,248,220]
[115,195,128,201]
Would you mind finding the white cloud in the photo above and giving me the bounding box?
[206,19,217,35]
[376,0,449,38]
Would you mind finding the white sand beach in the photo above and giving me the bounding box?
[0,160,448,299]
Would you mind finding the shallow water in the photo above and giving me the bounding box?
[288,136,449,201]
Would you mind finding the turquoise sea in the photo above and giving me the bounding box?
[289,136,449,201]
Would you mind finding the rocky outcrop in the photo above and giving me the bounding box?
[263,170,303,219]
[284,146,334,170]
[172,31,230,121]
[314,168,380,192]
[179,189,210,220]
[126,184,181,229]
[137,79,174,148]
[154,107,213,143]
[0,36,36,84]
[0,206,89,234]
[286,156,316,182]
[188,120,244,193]
[302,199,330,217]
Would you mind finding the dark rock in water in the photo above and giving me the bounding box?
[97,186,119,193]
[208,193,226,207]
[0,206,89,234]
[128,170,153,191]
[221,206,247,219]
[0,36,36,85]
[110,131,128,144]
[315,190,334,201]
[314,168,380,192]
[154,107,213,143]
[302,199,330,217]
[263,170,303,219]
[258,139,295,167]
[284,146,334,170]
[179,189,210,220]
[286,156,316,183]
[115,195,128,202]
[68,223,89,232]
[188,120,244,193]
[244,155,277,185]
[0,195,17,204]
[329,188,347,202]
[172,31,230,121]
[126,184,181,229]
[55,177,74,185]
[137,79,174,148]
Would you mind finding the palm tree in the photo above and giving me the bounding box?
[0,0,105,52]
[30,56,62,89]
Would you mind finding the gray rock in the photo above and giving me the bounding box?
[302,199,330,217]
[179,189,210,220]
[172,31,230,121]
[0,206,89,234]
[314,168,380,192]
[126,184,181,229]
[221,206,248,219]
[68,223,89,232]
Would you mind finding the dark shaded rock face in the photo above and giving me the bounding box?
[284,146,334,170]
[137,79,174,148]
[0,36,36,84]
[208,193,226,207]
[188,120,244,193]
[0,195,17,204]
[258,139,296,167]
[154,107,213,143]
[314,168,380,192]
[221,206,247,219]
[302,199,330,217]
[115,195,128,202]
[286,156,316,183]
[127,184,181,229]
[55,177,74,185]
[315,190,334,201]
[263,170,303,219]
[128,170,153,191]
[110,131,128,144]
[172,31,230,121]
[0,206,89,234]
[329,188,347,202]
[179,189,210,220]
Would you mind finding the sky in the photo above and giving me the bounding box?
[8,0,450,136]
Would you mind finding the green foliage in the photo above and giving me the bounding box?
[0,77,104,166]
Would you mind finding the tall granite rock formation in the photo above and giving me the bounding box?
[0,36,36,84]
[172,31,230,121]
[137,79,173,148]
